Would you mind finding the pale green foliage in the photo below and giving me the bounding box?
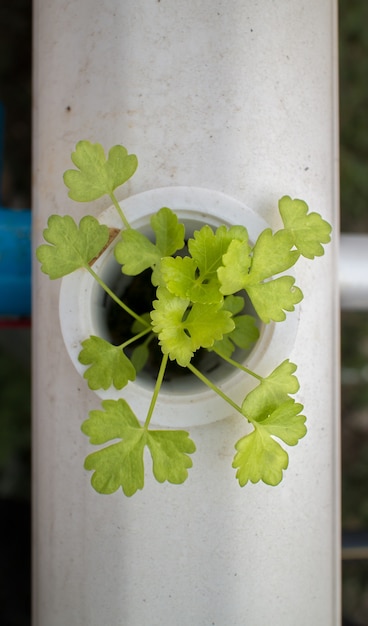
[278,195,332,259]
[63,141,138,202]
[36,140,332,495]
[82,399,196,496]
[78,336,136,390]
[212,296,260,357]
[36,215,109,279]
[151,287,234,366]
[218,231,304,322]
[115,207,185,284]
[233,360,307,486]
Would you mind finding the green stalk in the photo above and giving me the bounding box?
[144,353,169,429]
[109,191,131,230]
[187,363,243,416]
[119,327,153,350]
[87,265,150,327]
[213,350,263,381]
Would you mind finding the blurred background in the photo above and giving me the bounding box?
[1,0,368,624]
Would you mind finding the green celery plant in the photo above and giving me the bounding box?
[36,140,332,496]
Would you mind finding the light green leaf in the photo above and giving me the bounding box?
[151,207,185,256]
[218,239,252,295]
[130,342,150,373]
[82,400,145,496]
[160,256,197,298]
[260,400,307,446]
[161,256,222,304]
[278,195,332,259]
[36,214,109,279]
[114,229,160,275]
[78,336,136,390]
[189,224,247,277]
[230,315,260,349]
[63,141,138,202]
[242,359,300,420]
[246,276,303,323]
[233,427,289,486]
[147,430,196,484]
[233,360,306,486]
[82,399,195,496]
[150,287,234,366]
[212,296,259,358]
[247,228,299,282]
[115,207,185,280]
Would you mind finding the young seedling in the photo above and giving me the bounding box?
[37,140,332,496]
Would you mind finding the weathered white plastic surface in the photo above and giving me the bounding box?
[59,187,299,427]
[32,2,340,625]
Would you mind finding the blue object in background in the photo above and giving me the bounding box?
[0,103,4,206]
[0,208,31,316]
[0,102,31,318]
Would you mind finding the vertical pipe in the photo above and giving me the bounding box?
[33,2,340,624]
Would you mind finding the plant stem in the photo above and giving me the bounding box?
[109,191,131,230]
[213,350,263,381]
[187,363,244,416]
[119,327,152,350]
[87,265,150,327]
[144,353,169,429]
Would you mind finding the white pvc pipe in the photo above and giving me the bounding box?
[32,2,340,624]
[340,234,368,310]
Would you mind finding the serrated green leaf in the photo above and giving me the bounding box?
[78,336,136,390]
[189,225,243,276]
[218,239,252,295]
[161,256,222,304]
[160,256,197,298]
[115,207,185,281]
[231,315,260,349]
[247,228,299,282]
[82,399,195,496]
[213,296,259,357]
[233,360,306,486]
[147,430,196,484]
[151,207,185,256]
[63,141,138,202]
[242,359,300,421]
[278,195,332,259]
[260,400,306,446]
[130,342,150,373]
[150,287,234,366]
[221,295,245,316]
[36,214,109,279]
[114,229,160,275]
[246,276,303,323]
[233,427,289,486]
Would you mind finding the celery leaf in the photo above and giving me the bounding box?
[78,336,136,390]
[246,276,303,323]
[248,228,299,281]
[114,229,160,275]
[115,207,185,281]
[151,207,185,256]
[233,360,306,486]
[233,427,289,486]
[63,141,138,202]
[151,287,234,366]
[36,214,109,279]
[212,296,260,357]
[278,195,332,259]
[82,399,195,496]
[218,236,303,323]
